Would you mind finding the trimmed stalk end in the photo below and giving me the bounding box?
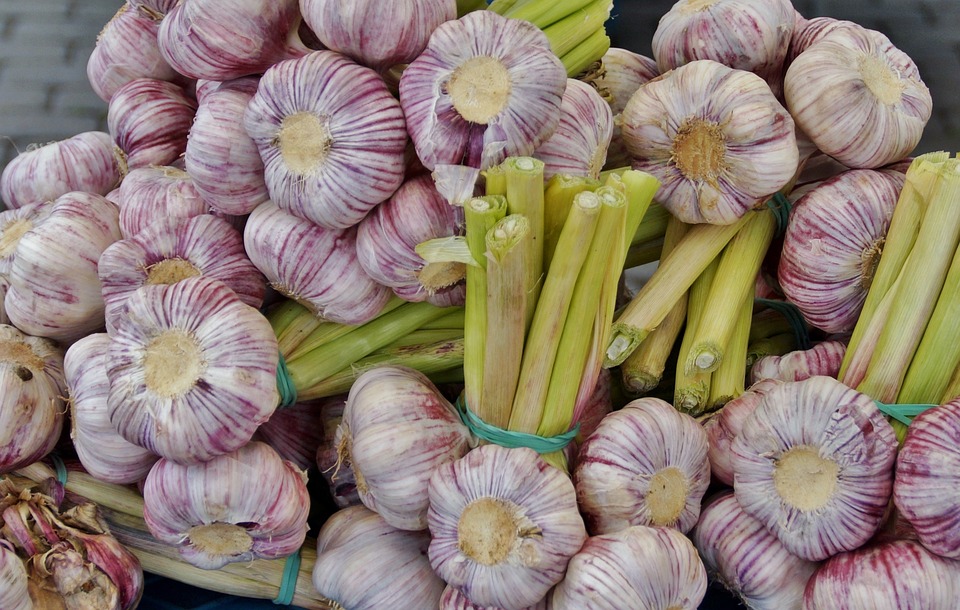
[773,446,839,512]
[144,258,202,285]
[448,57,513,125]
[277,112,333,175]
[143,329,206,398]
[670,118,728,184]
[457,497,541,566]
[186,523,254,558]
[647,467,689,526]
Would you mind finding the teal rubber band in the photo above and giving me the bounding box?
[50,453,68,485]
[874,400,938,426]
[754,298,812,351]
[276,352,298,408]
[765,191,792,235]
[455,396,580,453]
[272,548,302,605]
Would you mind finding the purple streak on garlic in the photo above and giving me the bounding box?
[142,441,309,569]
[428,444,587,610]
[693,490,819,610]
[0,132,120,209]
[313,505,446,610]
[779,169,903,333]
[157,0,308,81]
[301,0,456,71]
[440,584,548,610]
[0,540,30,610]
[532,79,613,181]
[112,165,209,238]
[108,78,197,173]
[244,50,407,230]
[786,17,859,65]
[731,376,898,561]
[573,397,710,535]
[65,334,158,485]
[106,276,279,464]
[337,366,472,530]
[621,59,798,225]
[784,24,932,169]
[4,192,121,343]
[243,201,392,325]
[185,77,270,216]
[551,525,708,610]
[0,324,64,473]
[0,202,53,276]
[256,396,335,472]
[399,11,567,170]
[750,340,848,386]
[314,399,362,508]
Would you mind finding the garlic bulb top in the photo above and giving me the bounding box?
[0,540,31,610]
[533,78,614,181]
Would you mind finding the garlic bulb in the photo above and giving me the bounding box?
[313,505,446,610]
[255,397,332,472]
[704,378,782,486]
[244,50,407,229]
[108,78,197,172]
[779,169,904,333]
[731,376,898,561]
[99,214,265,333]
[314,399,362,508]
[356,174,467,307]
[551,525,708,610]
[243,201,392,325]
[533,78,613,181]
[337,366,472,530]
[574,396,710,535]
[5,192,121,343]
[113,166,209,238]
[784,24,932,169]
[142,441,309,569]
[693,490,819,610]
[399,11,566,170]
[0,132,120,209]
[0,540,30,610]
[106,276,279,464]
[0,202,53,276]
[301,0,456,70]
[565,367,614,470]
[622,59,798,225]
[750,340,847,385]
[440,585,548,610]
[0,324,64,473]
[428,444,587,610]
[786,17,859,65]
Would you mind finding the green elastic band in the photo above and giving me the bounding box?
[276,353,298,408]
[755,297,812,351]
[50,453,68,485]
[455,396,580,453]
[874,400,938,426]
[765,191,792,235]
[272,548,302,605]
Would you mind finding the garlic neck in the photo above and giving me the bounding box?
[0,218,33,259]
[861,236,885,290]
[646,467,690,526]
[144,258,202,285]
[671,117,728,184]
[859,54,906,106]
[0,338,43,380]
[417,261,466,293]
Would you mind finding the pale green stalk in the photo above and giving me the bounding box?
[707,293,753,410]
[420,308,466,330]
[748,308,795,344]
[501,0,595,27]
[543,173,600,269]
[559,29,611,77]
[504,156,546,330]
[542,0,611,60]
[457,0,489,15]
[623,237,665,269]
[483,164,507,197]
[285,297,406,362]
[632,202,671,247]
[674,259,718,415]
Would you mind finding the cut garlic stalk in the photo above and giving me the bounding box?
[533,78,613,180]
[0,540,30,610]
[749,339,847,386]
[573,396,710,535]
[428,445,587,610]
[112,166,209,238]
[108,78,198,172]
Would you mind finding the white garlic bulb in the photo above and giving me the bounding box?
[112,166,209,238]
[0,202,53,276]
[108,78,197,173]
[749,340,847,386]
[533,78,613,181]
[704,378,782,486]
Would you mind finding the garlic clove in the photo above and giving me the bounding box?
[749,340,848,386]
[0,540,31,610]
[532,78,613,181]
[112,165,209,238]
[108,78,197,173]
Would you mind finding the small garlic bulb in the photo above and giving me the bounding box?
[0,540,30,610]
[622,59,799,225]
[0,202,53,276]
[749,340,847,385]
[108,78,197,172]
[112,166,209,238]
[551,525,708,610]
[428,444,587,610]
[533,79,613,181]
[574,397,710,535]
[440,585,548,610]
[786,17,859,65]
[732,376,898,561]
[142,441,310,569]
[256,397,335,472]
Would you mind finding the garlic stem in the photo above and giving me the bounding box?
[503,156,546,330]
[283,298,406,362]
[498,0,595,28]
[623,237,666,270]
[540,0,612,69]
[558,28,611,78]
[674,258,719,414]
[707,292,752,410]
[543,174,601,269]
[631,202,671,248]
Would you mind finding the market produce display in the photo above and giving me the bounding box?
[2,0,959,608]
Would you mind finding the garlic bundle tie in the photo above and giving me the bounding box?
[455,395,580,454]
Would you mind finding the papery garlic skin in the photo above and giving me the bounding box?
[0,540,31,610]
[784,24,931,169]
[399,11,566,170]
[428,445,587,610]
[244,50,407,229]
[574,397,710,535]
[106,276,279,464]
[313,505,446,610]
[732,376,898,561]
[551,525,707,610]
[113,166,209,238]
[143,441,309,569]
[693,491,819,610]
[565,367,614,470]
[533,79,613,181]
[750,340,847,386]
[622,60,798,225]
[108,78,197,172]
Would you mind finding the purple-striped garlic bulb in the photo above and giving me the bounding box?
[574,396,710,535]
[142,441,309,569]
[244,50,407,229]
[243,201,392,325]
[4,192,121,343]
[784,23,931,169]
[65,333,158,484]
[256,397,333,472]
[313,505,446,610]
[108,78,197,173]
[157,0,308,81]
[0,132,120,209]
[300,0,456,71]
[0,540,30,610]
[185,77,269,216]
[440,585,548,610]
[428,445,587,610]
[106,276,279,464]
[532,79,613,181]
[314,399,361,508]
[565,367,614,470]
[750,340,848,386]
[337,366,472,530]
[99,214,265,333]
[356,174,467,307]
[112,166,209,238]
[0,202,53,276]
[0,324,64,473]
[786,17,860,65]
[399,11,566,170]
[693,491,820,610]
[778,169,904,333]
[551,525,708,610]
[622,59,798,225]
[732,376,898,561]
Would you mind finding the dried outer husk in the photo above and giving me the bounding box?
[107,78,197,172]
[532,78,613,181]
[749,340,847,386]
[111,166,209,238]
